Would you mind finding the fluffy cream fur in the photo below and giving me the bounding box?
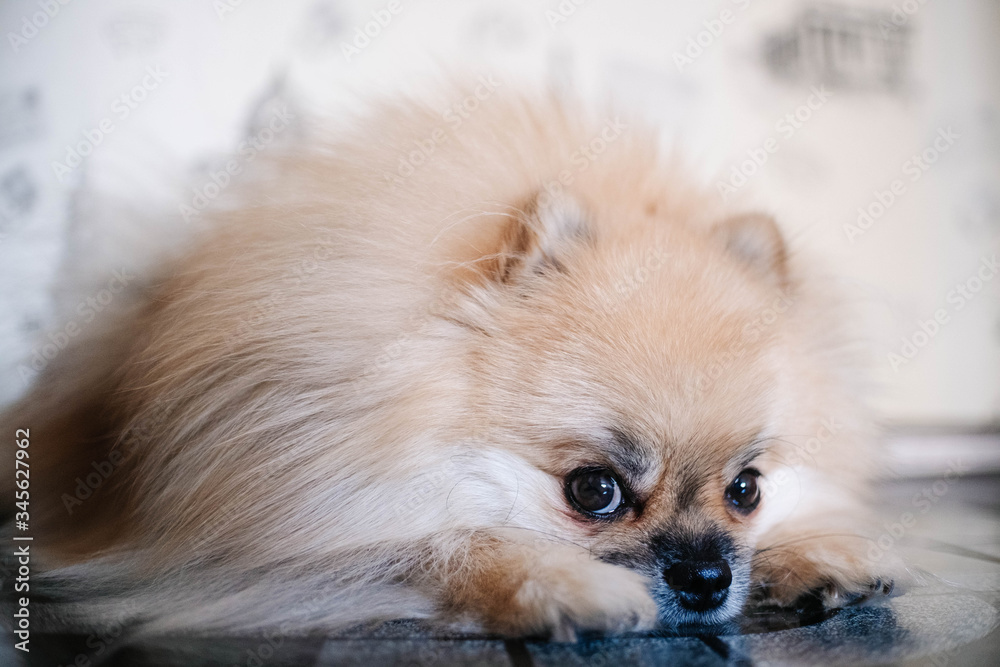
[3,87,901,639]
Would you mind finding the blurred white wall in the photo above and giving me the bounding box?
[0,0,998,428]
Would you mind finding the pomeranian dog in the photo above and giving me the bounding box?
[4,85,899,640]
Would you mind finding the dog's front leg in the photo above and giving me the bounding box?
[427,528,658,641]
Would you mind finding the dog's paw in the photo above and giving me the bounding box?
[500,557,658,641]
[780,577,895,616]
[750,535,901,613]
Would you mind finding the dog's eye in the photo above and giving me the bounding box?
[566,468,624,517]
[725,468,761,513]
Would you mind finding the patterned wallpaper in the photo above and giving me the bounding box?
[0,0,997,426]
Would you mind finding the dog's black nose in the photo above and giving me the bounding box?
[664,559,732,611]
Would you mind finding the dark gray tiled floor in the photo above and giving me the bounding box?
[7,474,1000,666]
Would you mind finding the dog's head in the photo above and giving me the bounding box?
[439,183,825,626]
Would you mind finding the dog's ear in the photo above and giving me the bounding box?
[712,212,788,287]
[489,191,589,283]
